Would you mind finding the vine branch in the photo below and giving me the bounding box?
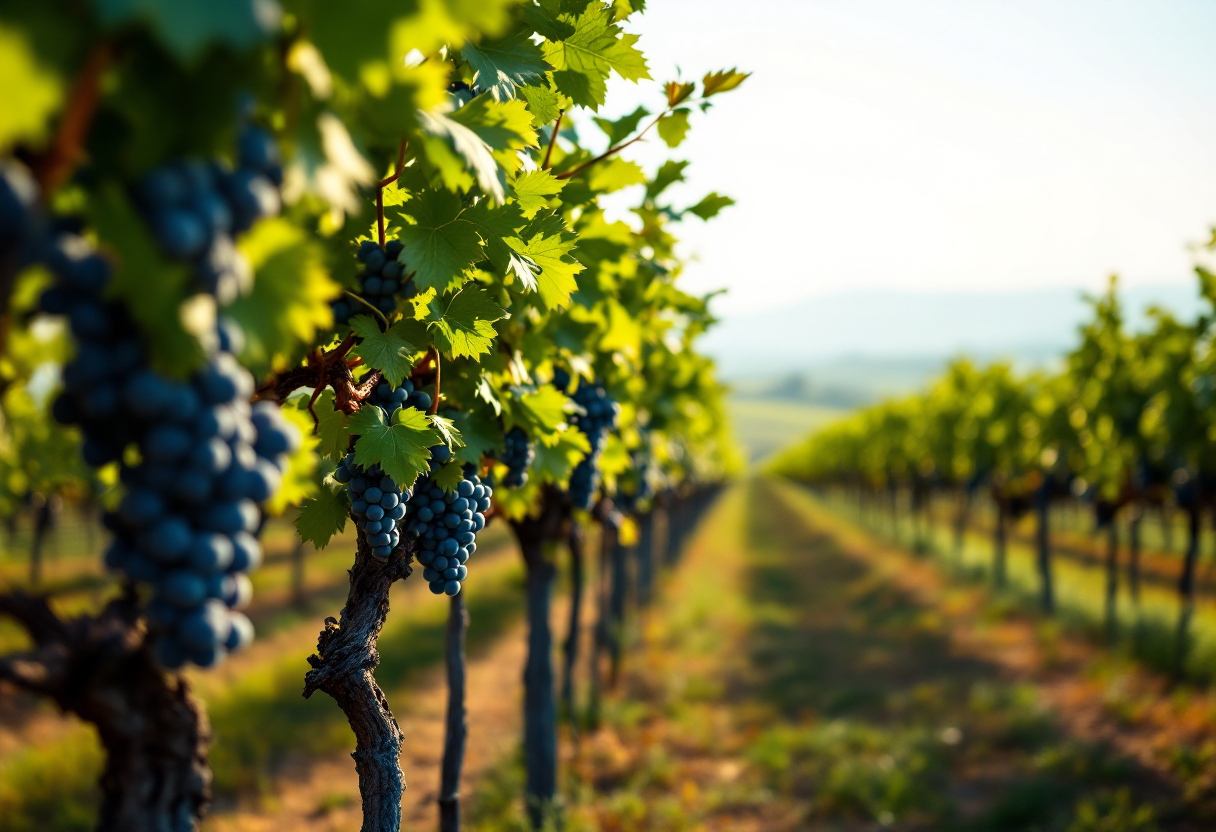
[541,111,564,171]
[37,40,113,195]
[554,109,669,181]
[254,333,381,429]
[376,140,409,249]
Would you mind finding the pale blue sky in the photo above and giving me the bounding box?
[589,0,1216,315]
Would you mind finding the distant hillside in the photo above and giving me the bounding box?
[706,283,1204,403]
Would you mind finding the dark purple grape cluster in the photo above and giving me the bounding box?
[406,461,491,596]
[38,229,299,668]
[332,239,417,325]
[368,376,432,415]
[133,127,282,301]
[617,448,655,514]
[499,426,534,487]
[333,455,407,559]
[330,380,429,559]
[568,380,620,509]
[0,163,42,273]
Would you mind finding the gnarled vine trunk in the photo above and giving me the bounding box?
[993,501,1007,588]
[0,590,211,832]
[1173,507,1202,677]
[303,539,413,832]
[608,532,628,686]
[511,495,566,830]
[1104,519,1119,642]
[1127,507,1142,605]
[1035,488,1054,614]
[636,511,654,609]
[439,592,468,832]
[560,525,585,738]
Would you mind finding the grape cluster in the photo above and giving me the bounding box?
[617,448,656,514]
[330,379,429,559]
[406,455,492,596]
[39,230,299,669]
[333,456,408,559]
[368,375,432,415]
[499,426,535,487]
[332,239,417,325]
[568,380,620,509]
[0,163,41,272]
[133,127,282,302]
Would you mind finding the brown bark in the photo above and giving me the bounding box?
[304,537,413,832]
[0,589,211,831]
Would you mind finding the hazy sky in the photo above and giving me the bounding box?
[586,0,1216,315]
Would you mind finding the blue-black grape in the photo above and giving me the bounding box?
[499,426,534,487]
[133,127,282,303]
[565,377,620,509]
[37,210,297,670]
[405,461,491,596]
[332,381,428,558]
[332,238,418,326]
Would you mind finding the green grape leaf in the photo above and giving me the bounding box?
[230,219,340,374]
[586,156,645,192]
[431,460,466,493]
[291,389,349,463]
[592,105,648,146]
[461,32,551,101]
[295,482,350,549]
[646,159,689,201]
[656,108,690,148]
[427,286,507,359]
[685,192,735,220]
[522,1,576,41]
[93,0,281,61]
[505,231,584,310]
[516,386,569,434]
[0,24,62,152]
[541,3,650,110]
[531,427,591,484]
[517,83,562,126]
[349,316,417,387]
[427,413,465,450]
[421,97,538,203]
[511,169,567,219]
[418,111,502,203]
[701,68,751,98]
[448,95,538,153]
[475,376,503,415]
[462,193,525,274]
[613,0,645,20]
[449,408,503,464]
[396,189,485,293]
[347,405,440,487]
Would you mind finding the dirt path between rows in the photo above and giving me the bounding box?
[203,611,532,832]
[204,565,589,831]
[773,480,1216,822]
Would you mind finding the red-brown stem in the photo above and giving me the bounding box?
[38,41,113,195]
[555,110,669,181]
[375,141,408,249]
[541,111,564,171]
[376,188,386,249]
